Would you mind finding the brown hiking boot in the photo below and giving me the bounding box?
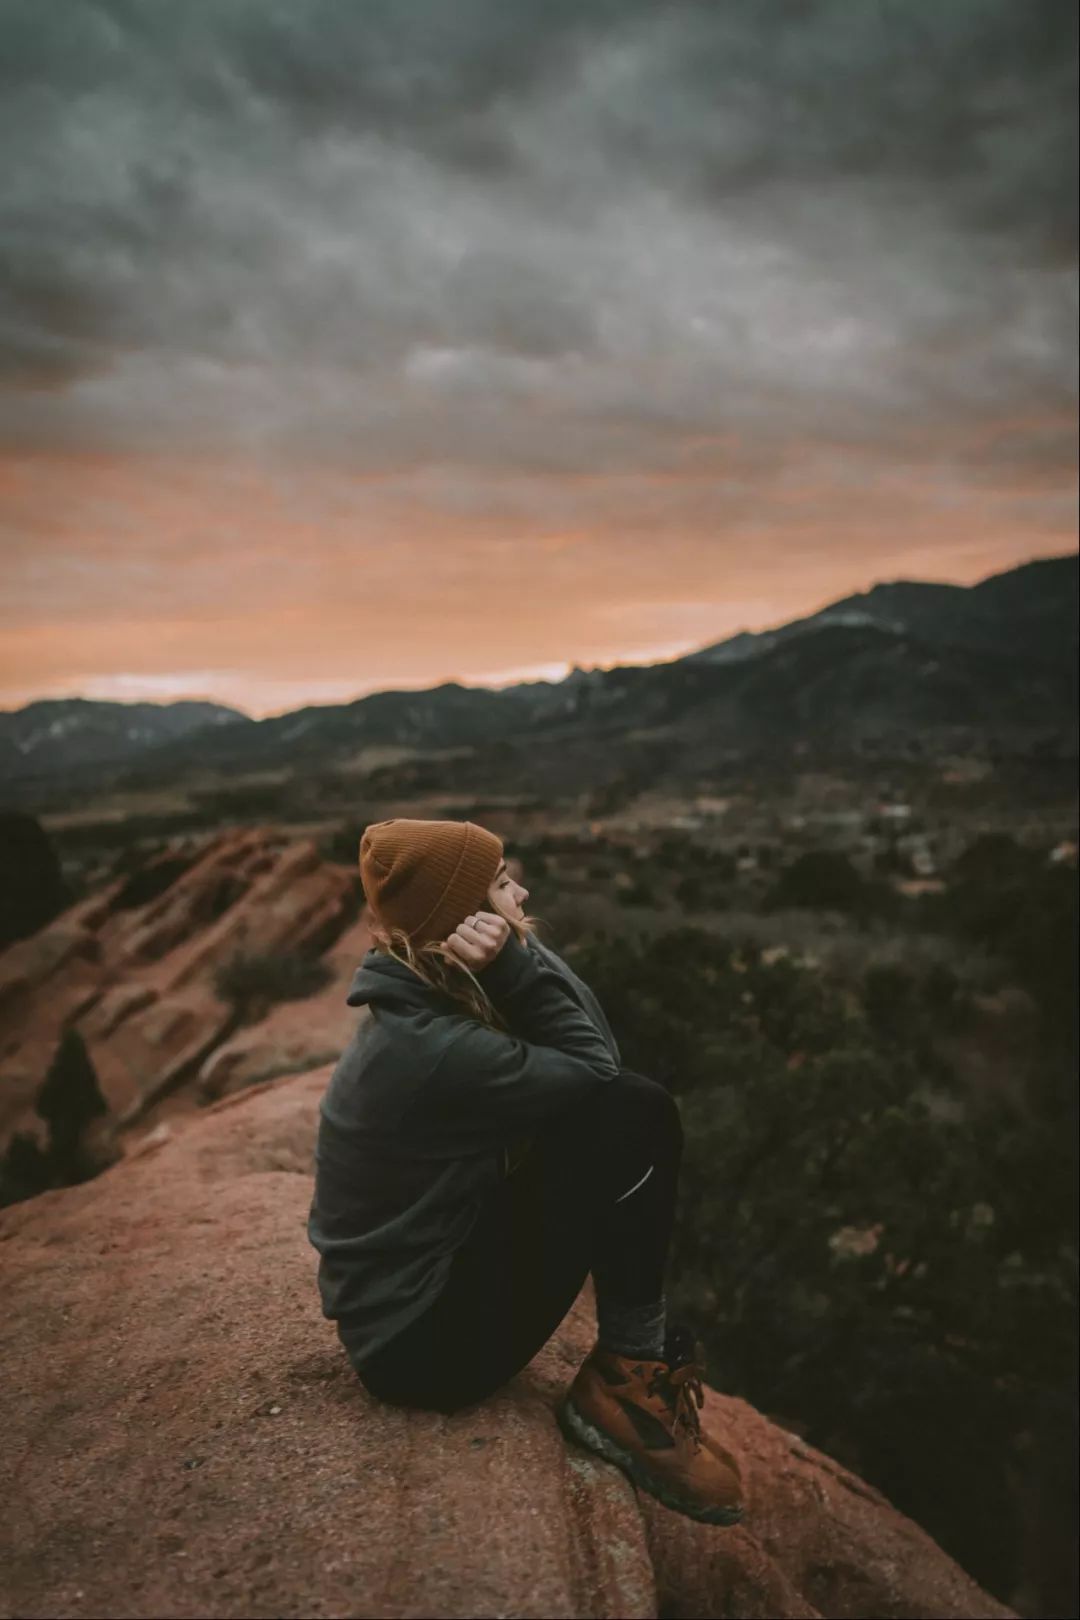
[555,1326,744,1525]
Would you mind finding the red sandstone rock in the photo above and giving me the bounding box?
[195,900,372,1104]
[0,1067,1015,1620]
[0,828,364,1168]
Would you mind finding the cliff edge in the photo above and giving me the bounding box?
[0,1065,1014,1620]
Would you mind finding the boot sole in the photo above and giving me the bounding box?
[555,1394,744,1527]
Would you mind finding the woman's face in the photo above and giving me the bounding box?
[487,856,529,921]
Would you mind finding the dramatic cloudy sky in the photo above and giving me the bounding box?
[1,0,1076,717]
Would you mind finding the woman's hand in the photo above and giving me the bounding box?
[441,910,510,971]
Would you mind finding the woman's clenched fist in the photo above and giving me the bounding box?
[441,910,511,970]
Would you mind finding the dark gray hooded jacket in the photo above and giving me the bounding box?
[306,929,621,1368]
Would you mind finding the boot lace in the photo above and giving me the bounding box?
[646,1335,707,1444]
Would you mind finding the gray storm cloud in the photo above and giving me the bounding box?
[0,0,1075,494]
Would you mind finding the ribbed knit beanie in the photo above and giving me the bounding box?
[358,818,505,950]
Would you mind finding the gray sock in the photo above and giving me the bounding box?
[595,1291,667,1361]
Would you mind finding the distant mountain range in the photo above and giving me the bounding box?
[2,552,1075,794]
[0,699,248,785]
[684,553,1077,668]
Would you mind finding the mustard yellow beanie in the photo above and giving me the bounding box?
[358,817,504,949]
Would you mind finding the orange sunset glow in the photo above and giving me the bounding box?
[1,4,1076,719]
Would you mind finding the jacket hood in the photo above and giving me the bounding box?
[346,948,433,1010]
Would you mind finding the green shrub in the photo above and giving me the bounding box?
[765,849,895,919]
[214,949,334,1012]
[319,822,367,865]
[926,835,1078,1039]
[674,874,704,910]
[565,923,1076,1607]
[615,879,655,907]
[36,1028,108,1182]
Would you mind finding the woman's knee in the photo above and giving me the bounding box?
[621,1068,684,1148]
[573,1066,683,1151]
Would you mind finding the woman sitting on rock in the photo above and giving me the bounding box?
[306,816,744,1526]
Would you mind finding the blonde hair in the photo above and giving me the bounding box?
[370,887,545,1033]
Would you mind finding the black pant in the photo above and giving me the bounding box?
[355,1068,683,1414]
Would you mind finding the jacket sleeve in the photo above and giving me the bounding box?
[415,933,620,1150]
[527,936,622,1066]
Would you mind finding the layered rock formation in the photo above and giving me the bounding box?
[0,827,366,1198]
[0,1065,1015,1620]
